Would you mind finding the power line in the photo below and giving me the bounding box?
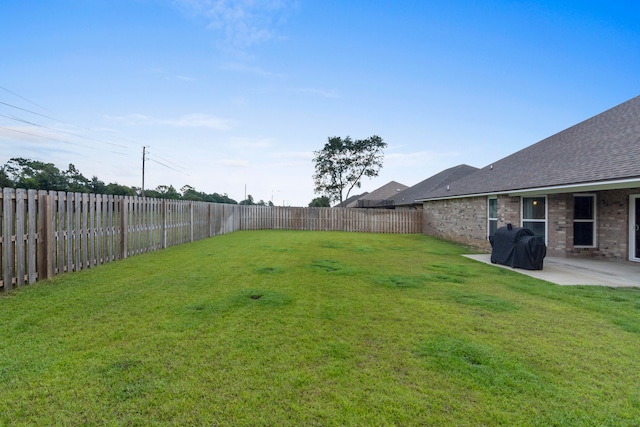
[0,113,127,148]
[0,125,96,150]
[0,100,62,122]
[1,86,191,177]
[147,150,187,171]
[1,92,132,150]
[148,157,189,175]
[0,86,51,112]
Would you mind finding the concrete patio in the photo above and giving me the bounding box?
[464,254,640,288]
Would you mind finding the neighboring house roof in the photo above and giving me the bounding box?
[389,164,479,206]
[346,181,408,208]
[419,94,640,201]
[333,192,368,208]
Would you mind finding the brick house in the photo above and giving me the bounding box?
[417,95,640,263]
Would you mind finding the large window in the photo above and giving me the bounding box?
[574,194,596,247]
[522,196,546,241]
[488,197,498,238]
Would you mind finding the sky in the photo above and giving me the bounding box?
[1,0,639,206]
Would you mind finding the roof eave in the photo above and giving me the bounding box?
[417,177,640,202]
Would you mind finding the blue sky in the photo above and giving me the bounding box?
[1,0,639,205]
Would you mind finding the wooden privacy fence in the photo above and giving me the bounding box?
[1,188,423,292]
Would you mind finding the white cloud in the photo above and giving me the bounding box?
[105,113,233,130]
[176,75,197,82]
[175,0,298,49]
[220,61,286,79]
[0,125,52,142]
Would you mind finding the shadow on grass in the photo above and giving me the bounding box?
[416,335,542,394]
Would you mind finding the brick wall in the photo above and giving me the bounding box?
[497,195,520,228]
[423,188,640,261]
[547,194,568,257]
[423,196,491,250]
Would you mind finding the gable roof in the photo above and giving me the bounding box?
[333,192,368,208]
[389,164,479,206]
[358,180,408,201]
[345,181,408,208]
[420,94,640,200]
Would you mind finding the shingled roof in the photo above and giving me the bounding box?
[333,192,368,208]
[345,181,408,208]
[420,94,640,200]
[389,164,479,206]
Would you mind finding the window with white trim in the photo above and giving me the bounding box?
[488,197,498,238]
[573,194,596,247]
[522,196,546,241]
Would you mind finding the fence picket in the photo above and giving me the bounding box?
[15,189,26,287]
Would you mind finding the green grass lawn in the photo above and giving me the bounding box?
[2,230,640,426]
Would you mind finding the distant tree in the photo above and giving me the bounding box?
[143,189,161,198]
[88,176,107,194]
[204,192,238,204]
[65,164,90,193]
[309,196,331,207]
[105,182,135,196]
[181,185,204,201]
[0,167,13,188]
[4,158,68,191]
[154,185,180,199]
[239,195,255,205]
[0,158,240,202]
[312,135,387,205]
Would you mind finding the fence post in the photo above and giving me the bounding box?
[120,197,128,258]
[42,191,53,279]
[161,199,167,249]
[2,188,15,292]
[190,202,194,242]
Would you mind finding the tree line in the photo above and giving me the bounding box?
[0,157,265,204]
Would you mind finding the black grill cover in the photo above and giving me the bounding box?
[489,225,546,270]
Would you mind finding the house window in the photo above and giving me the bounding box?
[522,196,546,241]
[574,194,596,247]
[488,197,498,238]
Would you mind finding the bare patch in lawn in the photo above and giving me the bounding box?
[310,259,355,275]
[232,289,293,307]
[255,266,285,274]
[448,290,520,312]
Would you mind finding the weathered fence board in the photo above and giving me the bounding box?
[0,188,423,292]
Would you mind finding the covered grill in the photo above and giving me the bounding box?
[489,224,546,270]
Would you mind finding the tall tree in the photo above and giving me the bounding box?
[312,135,386,205]
[65,164,90,193]
[88,176,107,194]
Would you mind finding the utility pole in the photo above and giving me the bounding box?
[141,146,146,197]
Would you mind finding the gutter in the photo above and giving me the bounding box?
[415,177,640,202]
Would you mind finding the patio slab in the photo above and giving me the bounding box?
[464,254,640,288]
